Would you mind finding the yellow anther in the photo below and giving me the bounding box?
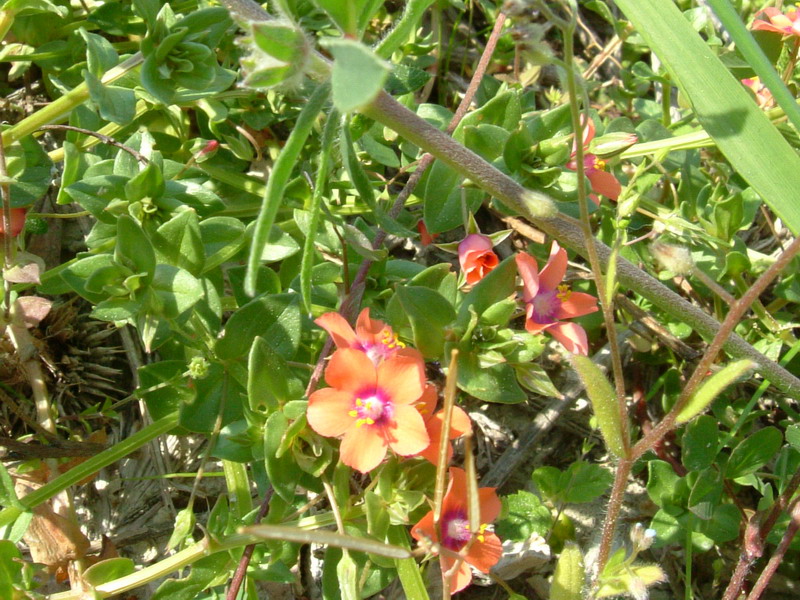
[557,283,572,300]
[595,157,606,170]
[355,398,364,406]
[476,523,488,543]
[348,410,358,417]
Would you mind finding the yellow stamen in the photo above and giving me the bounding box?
[594,157,606,170]
[557,283,572,301]
[355,418,375,428]
[380,328,406,349]
[348,410,358,417]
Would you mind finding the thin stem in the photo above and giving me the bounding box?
[39,124,148,164]
[0,134,14,320]
[595,458,633,574]
[633,234,800,461]
[561,6,630,457]
[746,498,800,600]
[226,488,273,600]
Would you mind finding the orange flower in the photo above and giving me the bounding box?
[414,384,472,465]
[0,208,26,237]
[515,242,599,355]
[751,6,800,38]
[458,234,499,285]
[307,349,430,473]
[417,219,438,246]
[566,116,621,205]
[315,308,420,365]
[742,77,775,109]
[411,467,503,594]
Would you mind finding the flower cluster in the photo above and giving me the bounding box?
[307,309,471,473]
[751,6,800,38]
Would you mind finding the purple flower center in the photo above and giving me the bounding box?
[355,328,405,365]
[442,509,471,551]
[350,389,393,428]
[531,290,560,324]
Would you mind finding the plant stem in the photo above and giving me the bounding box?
[632,234,800,461]
[226,488,273,600]
[561,5,630,455]
[746,498,800,600]
[595,457,632,574]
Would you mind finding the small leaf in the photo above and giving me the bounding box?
[568,355,627,458]
[726,426,783,480]
[676,359,756,423]
[495,490,553,541]
[82,558,136,586]
[394,286,455,359]
[115,215,156,287]
[682,415,719,471]
[167,507,195,551]
[248,336,293,412]
[337,551,359,600]
[324,39,390,113]
[551,543,585,600]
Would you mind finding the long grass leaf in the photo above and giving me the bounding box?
[614,0,800,234]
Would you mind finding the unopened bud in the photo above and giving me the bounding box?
[651,241,694,276]
[521,189,557,219]
[589,132,638,158]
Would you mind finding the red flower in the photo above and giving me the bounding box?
[417,220,438,246]
[751,6,800,38]
[458,234,499,285]
[0,208,26,237]
[566,116,621,204]
[307,349,430,473]
[411,467,503,594]
[315,308,420,365]
[742,77,775,109]
[414,384,472,465]
[515,242,599,355]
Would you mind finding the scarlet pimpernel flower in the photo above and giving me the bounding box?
[414,385,472,465]
[567,116,622,204]
[751,6,800,38]
[411,467,503,594]
[515,241,599,356]
[458,233,499,285]
[315,308,420,365]
[307,349,430,473]
[741,76,775,109]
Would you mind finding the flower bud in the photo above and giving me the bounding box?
[588,132,639,159]
[650,241,694,276]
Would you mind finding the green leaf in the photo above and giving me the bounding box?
[262,225,301,264]
[495,490,553,541]
[676,360,756,424]
[393,286,455,359]
[115,215,156,287]
[264,410,302,503]
[568,355,627,458]
[682,415,719,471]
[0,540,22,599]
[137,361,195,420]
[166,507,195,551]
[725,426,783,480]
[149,265,204,319]
[614,0,800,234]
[387,526,430,600]
[324,39,390,113]
[311,0,384,37]
[514,363,560,397]
[561,461,614,504]
[201,216,247,273]
[216,294,302,360]
[84,70,136,125]
[551,543,584,600]
[787,423,800,451]
[646,460,688,509]
[152,553,231,600]
[82,558,136,587]
[337,551,359,600]
[152,209,205,276]
[457,352,526,403]
[457,256,517,327]
[248,336,293,412]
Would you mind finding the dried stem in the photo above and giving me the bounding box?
[746,498,800,600]
[38,124,148,165]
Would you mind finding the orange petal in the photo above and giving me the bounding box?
[315,312,357,349]
[355,308,386,347]
[415,384,439,421]
[376,355,425,405]
[556,291,599,319]
[479,488,502,524]
[387,405,430,456]
[307,388,356,437]
[419,407,472,464]
[524,303,551,334]
[539,241,567,292]
[442,555,473,594]
[325,349,376,392]
[464,531,503,573]
[514,252,540,302]
[443,467,468,515]
[340,424,388,473]
[548,321,590,355]
[587,170,621,200]
[411,509,437,543]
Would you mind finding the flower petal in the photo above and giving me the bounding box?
[415,383,439,420]
[587,169,621,200]
[548,321,590,355]
[464,531,503,573]
[325,349,376,392]
[417,405,471,465]
[442,555,473,594]
[479,488,502,524]
[387,405,430,456]
[340,424,388,473]
[376,355,425,405]
[307,388,356,437]
[514,252,540,302]
[411,509,436,543]
[539,241,567,292]
[556,291,599,320]
[315,312,357,349]
[524,303,551,334]
[354,308,386,347]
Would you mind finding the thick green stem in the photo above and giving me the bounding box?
[375,0,437,59]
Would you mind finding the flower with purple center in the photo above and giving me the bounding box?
[412,468,502,594]
[307,349,429,473]
[515,241,599,355]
